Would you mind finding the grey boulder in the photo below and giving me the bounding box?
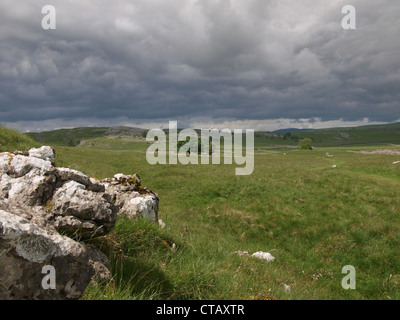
[0,208,94,300]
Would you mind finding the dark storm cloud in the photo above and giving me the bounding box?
[0,0,399,131]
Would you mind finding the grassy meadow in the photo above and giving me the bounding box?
[54,143,400,300]
[3,125,400,299]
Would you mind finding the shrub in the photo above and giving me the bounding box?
[298,138,313,150]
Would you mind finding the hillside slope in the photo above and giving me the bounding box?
[0,127,39,152]
[27,126,147,147]
[25,122,400,148]
[255,122,400,147]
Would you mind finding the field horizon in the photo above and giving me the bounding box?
[24,121,400,150]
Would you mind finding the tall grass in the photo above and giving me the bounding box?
[0,127,39,152]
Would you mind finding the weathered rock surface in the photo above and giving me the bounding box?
[0,146,160,299]
[0,208,93,300]
[28,146,56,165]
[56,167,105,193]
[51,180,117,239]
[0,152,57,206]
[0,150,118,240]
[86,244,112,284]
[102,173,159,221]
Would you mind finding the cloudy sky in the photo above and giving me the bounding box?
[0,0,399,132]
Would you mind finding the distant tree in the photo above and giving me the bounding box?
[291,134,300,141]
[141,130,149,138]
[298,138,313,150]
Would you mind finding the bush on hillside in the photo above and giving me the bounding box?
[298,138,313,150]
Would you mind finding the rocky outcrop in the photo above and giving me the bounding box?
[0,207,94,299]
[51,180,117,239]
[0,151,58,206]
[102,173,159,221]
[28,146,56,165]
[0,148,158,240]
[86,244,112,284]
[0,146,159,299]
[0,150,118,240]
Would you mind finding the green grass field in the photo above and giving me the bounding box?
[3,125,400,299]
[53,144,400,300]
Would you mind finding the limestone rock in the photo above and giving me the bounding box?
[127,194,159,221]
[86,244,112,284]
[0,208,93,300]
[56,167,105,193]
[251,251,275,262]
[0,152,57,206]
[0,146,160,299]
[28,146,56,165]
[0,150,118,240]
[50,181,118,239]
[103,173,159,221]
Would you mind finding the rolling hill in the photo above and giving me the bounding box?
[26,126,147,147]
[23,122,400,149]
[255,122,400,147]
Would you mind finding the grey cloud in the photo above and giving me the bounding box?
[0,0,399,130]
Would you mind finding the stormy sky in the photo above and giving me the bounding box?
[0,0,399,132]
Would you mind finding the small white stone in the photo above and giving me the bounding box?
[158,219,166,228]
[251,251,275,262]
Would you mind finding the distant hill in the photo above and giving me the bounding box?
[294,122,400,146]
[26,126,147,147]
[25,122,400,148]
[255,122,400,147]
[273,128,313,133]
